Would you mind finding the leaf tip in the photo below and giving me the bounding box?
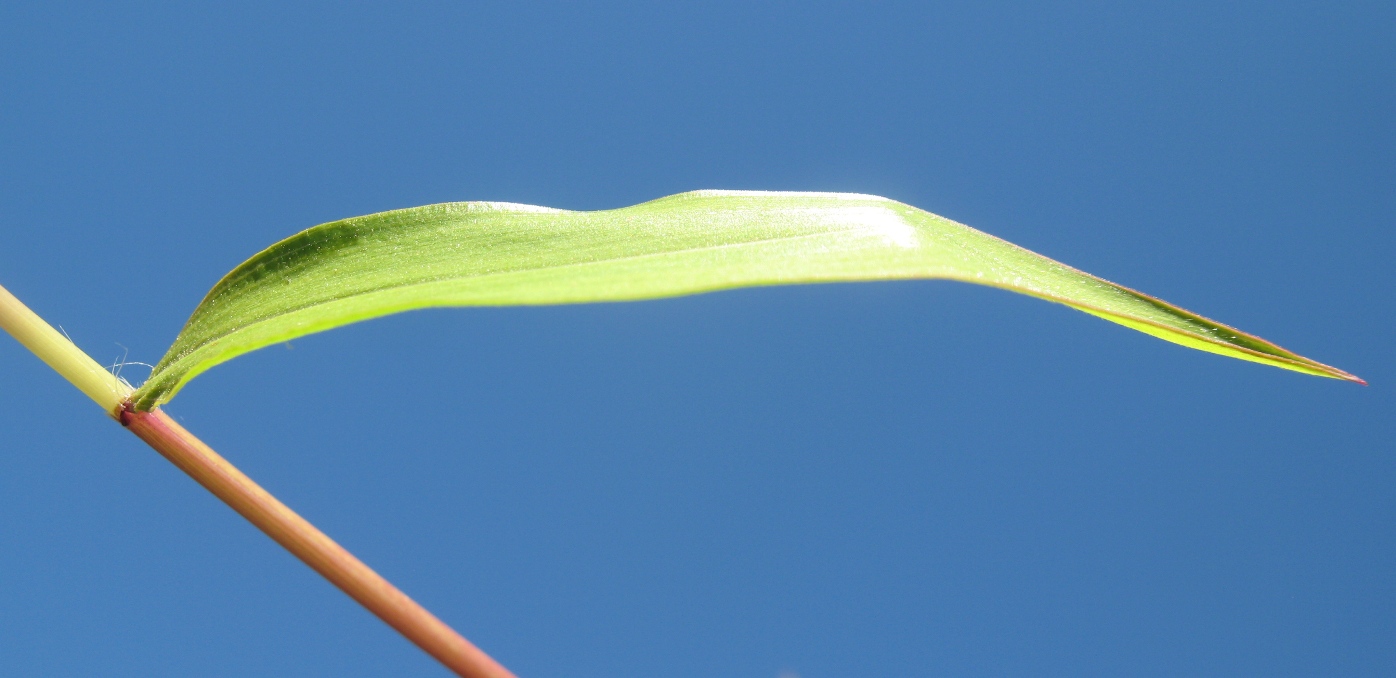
[1340,371,1368,386]
[1305,360,1365,385]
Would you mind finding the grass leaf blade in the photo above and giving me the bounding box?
[132,191,1360,409]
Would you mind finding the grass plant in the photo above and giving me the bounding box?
[0,190,1362,677]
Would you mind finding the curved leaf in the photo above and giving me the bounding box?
[131,191,1360,409]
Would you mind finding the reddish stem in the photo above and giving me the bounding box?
[121,406,517,678]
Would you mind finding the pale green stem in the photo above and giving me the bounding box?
[0,282,132,416]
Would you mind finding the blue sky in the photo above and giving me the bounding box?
[1,2,1392,676]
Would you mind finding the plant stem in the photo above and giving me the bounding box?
[0,281,517,678]
[0,283,130,415]
[121,407,517,678]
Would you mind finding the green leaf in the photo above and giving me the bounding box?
[131,190,1360,409]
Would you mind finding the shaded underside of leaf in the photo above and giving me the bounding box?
[130,190,1359,410]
